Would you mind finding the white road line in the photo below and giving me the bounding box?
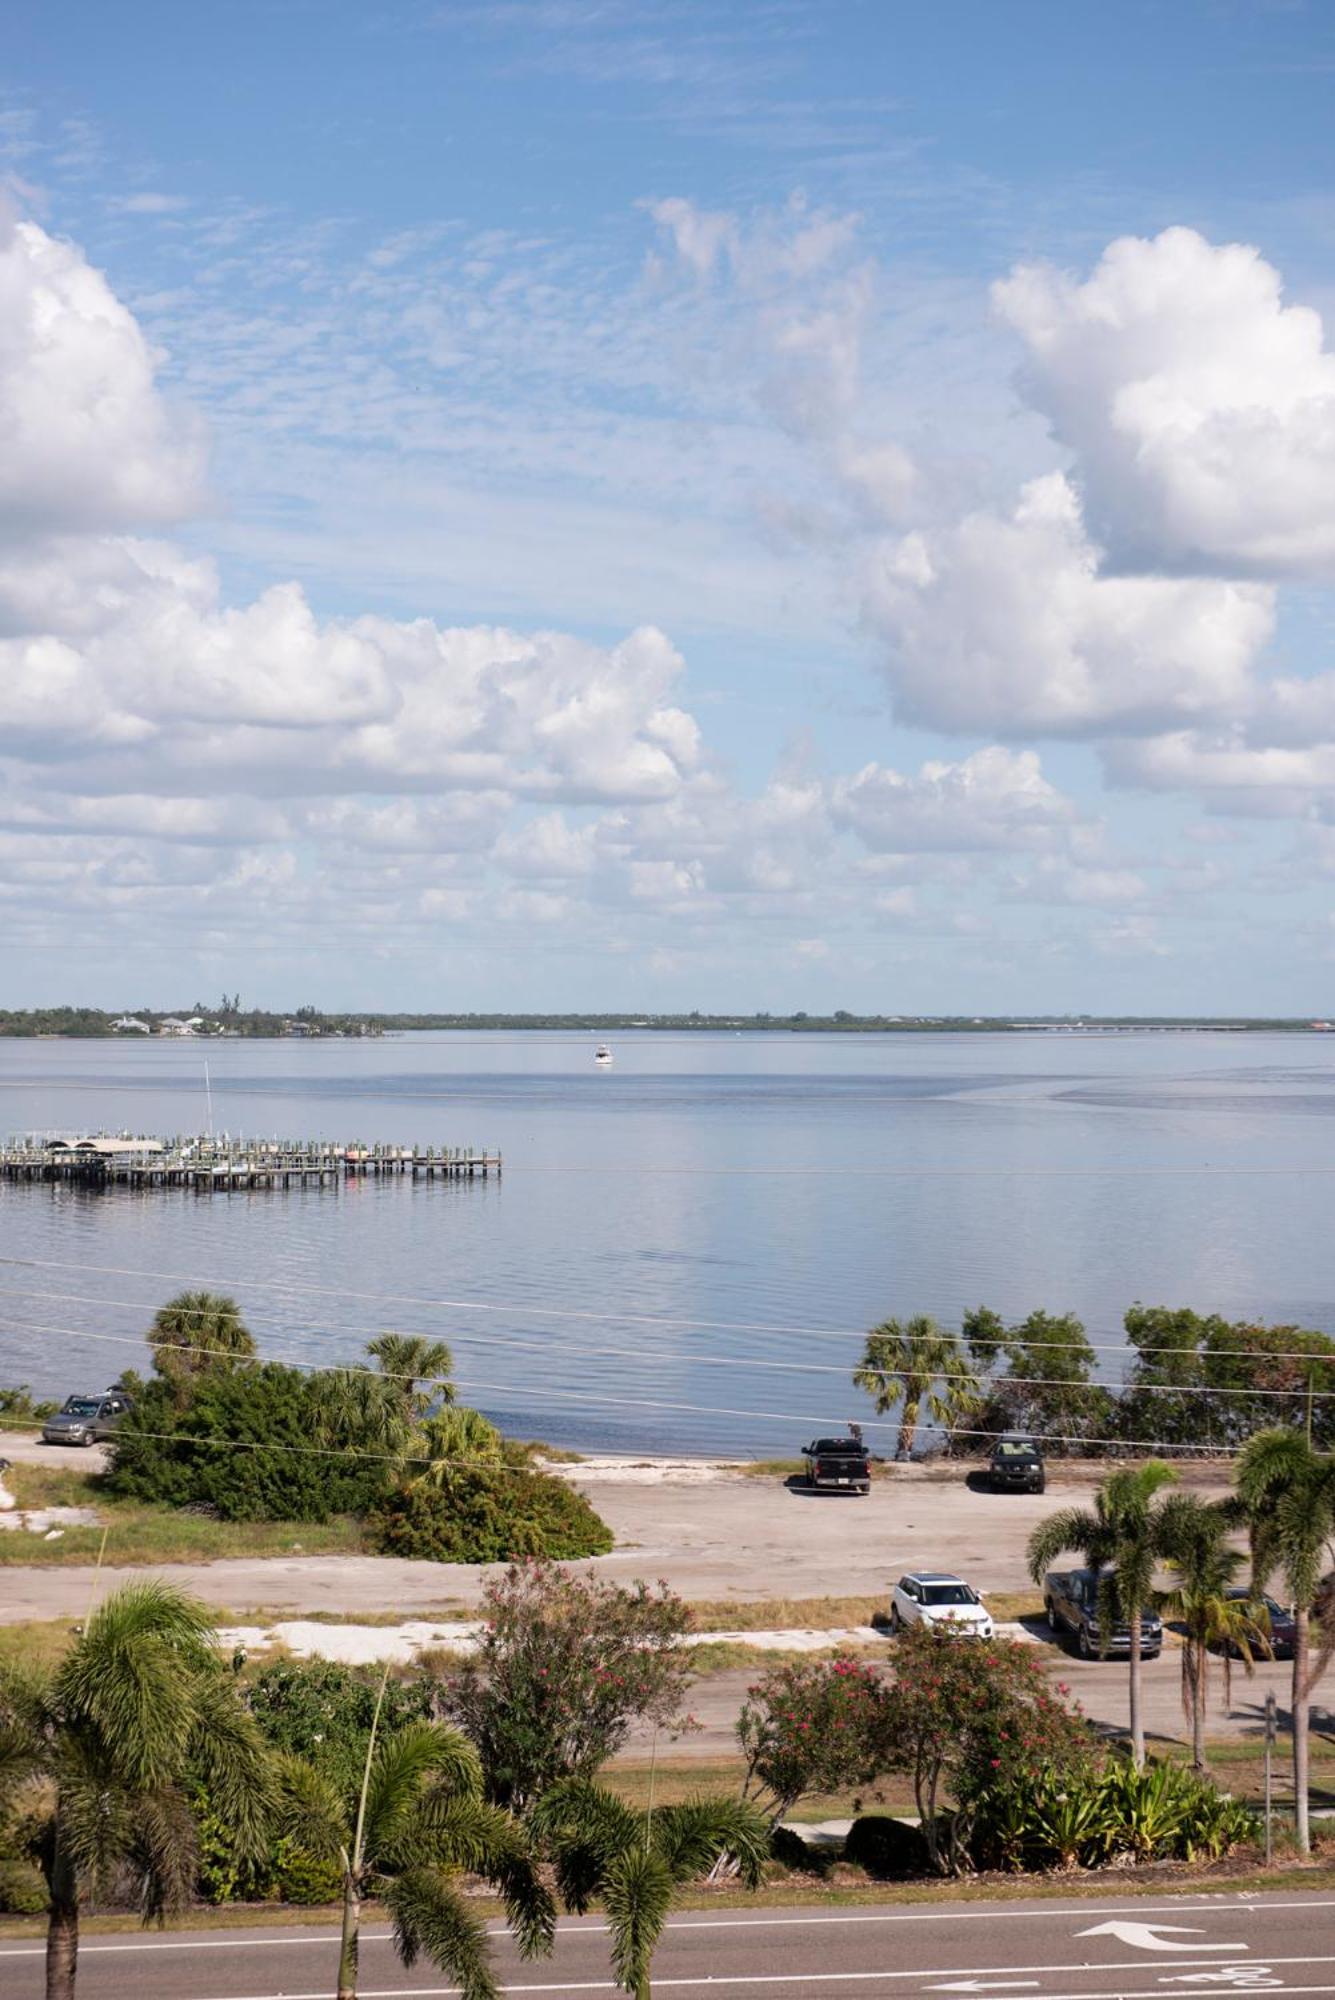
[176,1971,1335,2000]
[3,1901,1332,1959]
[13,1954,1335,1998]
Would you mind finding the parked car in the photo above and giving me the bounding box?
[42,1392,133,1448]
[1217,1589,1296,1660]
[800,1436,871,1494]
[988,1434,1046,1493]
[1043,1567,1163,1659]
[888,1571,994,1638]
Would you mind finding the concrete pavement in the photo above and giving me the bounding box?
[3,1892,1334,1998]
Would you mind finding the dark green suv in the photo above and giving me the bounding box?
[988,1434,1045,1493]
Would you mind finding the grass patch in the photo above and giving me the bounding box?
[0,1461,365,1566]
[601,1755,914,1819]
[524,1441,587,1463]
[0,1619,81,1674]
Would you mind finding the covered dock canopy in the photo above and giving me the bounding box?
[44,1136,166,1156]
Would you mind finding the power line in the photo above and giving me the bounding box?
[0,1406,1252,1461]
[1,1254,1333,1371]
[5,1307,1333,1406]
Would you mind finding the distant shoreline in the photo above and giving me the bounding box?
[2,1010,1334,1040]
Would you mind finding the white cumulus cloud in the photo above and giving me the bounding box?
[995,226,1335,579]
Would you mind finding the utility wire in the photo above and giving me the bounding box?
[4,1308,1333,1405]
[2,1254,1334,1369]
[0,1408,1250,1460]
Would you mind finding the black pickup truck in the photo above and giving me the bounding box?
[801,1437,871,1495]
[1043,1567,1163,1658]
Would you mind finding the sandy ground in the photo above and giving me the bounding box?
[0,1442,1236,1614]
[0,1439,1328,1752]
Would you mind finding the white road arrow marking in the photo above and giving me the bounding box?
[1078,1921,1247,1954]
[927,1982,1041,1993]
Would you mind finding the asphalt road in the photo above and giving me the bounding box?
[2,1893,1334,1998]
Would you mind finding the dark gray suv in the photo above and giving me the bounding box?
[42,1392,132,1448]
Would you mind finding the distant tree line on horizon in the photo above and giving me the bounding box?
[0,1004,1324,1039]
[854,1303,1335,1457]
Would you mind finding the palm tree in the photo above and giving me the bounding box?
[409,1406,504,1489]
[1026,1460,1178,1768]
[530,1780,770,2000]
[1235,1429,1335,1854]
[852,1314,981,1459]
[148,1290,255,1392]
[1157,1492,1267,1772]
[0,1583,271,2000]
[276,1672,553,2000]
[319,1333,455,1457]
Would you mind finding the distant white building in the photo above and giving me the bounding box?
[157,1016,203,1037]
[112,1016,151,1034]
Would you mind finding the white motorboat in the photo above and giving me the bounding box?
[594,1044,614,1065]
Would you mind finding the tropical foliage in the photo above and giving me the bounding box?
[148,1291,256,1393]
[275,1681,554,2000]
[880,1626,1093,1875]
[962,1306,1116,1449]
[1027,1460,1179,1766]
[855,1300,1335,1455]
[1235,1429,1335,1852]
[972,1758,1255,1873]
[737,1657,890,1824]
[1157,1492,1267,1771]
[444,1562,693,1809]
[852,1314,981,1457]
[370,1461,612,1563]
[0,1584,272,2000]
[103,1308,612,1562]
[530,1780,770,2000]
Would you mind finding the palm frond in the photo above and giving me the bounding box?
[188,1673,275,1864]
[385,1865,498,2000]
[272,1752,349,1862]
[399,1795,554,1958]
[652,1796,770,1888]
[366,1723,480,1858]
[55,1585,217,1789]
[129,1784,199,1921]
[529,1779,640,1914]
[603,1843,674,2000]
[1026,1508,1100,1584]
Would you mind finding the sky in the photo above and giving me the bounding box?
[4,1,1335,1015]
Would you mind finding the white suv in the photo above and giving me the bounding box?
[889,1571,994,1638]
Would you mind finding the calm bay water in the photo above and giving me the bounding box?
[1,1030,1334,1455]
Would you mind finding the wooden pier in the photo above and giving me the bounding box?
[0,1134,501,1193]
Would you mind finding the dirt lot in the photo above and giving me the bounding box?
[0,1442,1233,1618]
[0,1441,1327,1755]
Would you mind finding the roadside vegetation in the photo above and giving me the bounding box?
[0,1570,1322,1992]
[853,1301,1335,1454]
[0,1291,612,1568]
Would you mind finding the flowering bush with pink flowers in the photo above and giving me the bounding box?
[737,1656,891,1822]
[882,1625,1095,1874]
[443,1560,695,1809]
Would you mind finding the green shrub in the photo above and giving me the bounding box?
[843,1813,929,1878]
[246,1659,435,1795]
[368,1465,612,1563]
[0,1857,47,1914]
[0,1384,58,1423]
[972,1758,1256,1872]
[275,1841,344,1906]
[106,1368,387,1522]
[737,1658,891,1823]
[444,1561,692,1809]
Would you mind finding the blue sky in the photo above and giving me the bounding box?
[4,1,1335,1012]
